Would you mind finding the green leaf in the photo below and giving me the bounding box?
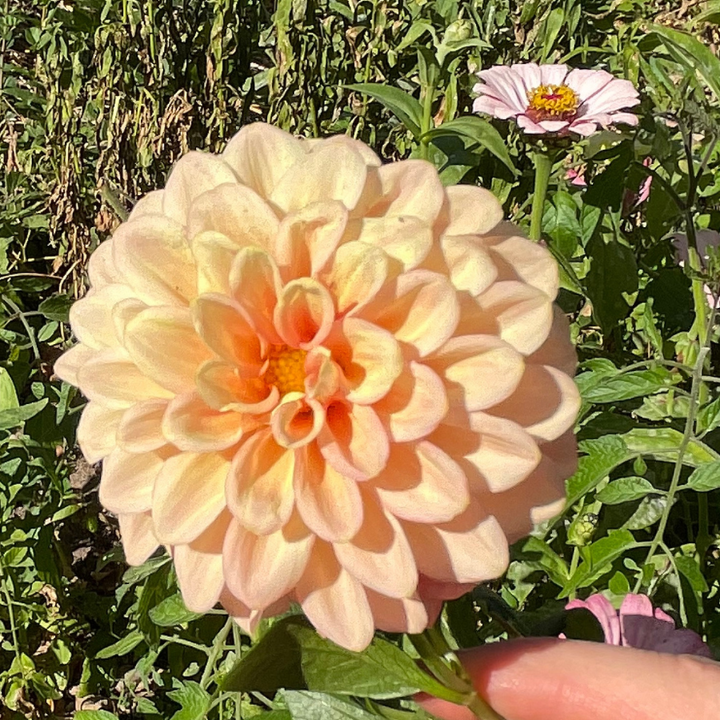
[344,84,422,138]
[223,616,450,700]
[685,461,720,492]
[74,713,119,720]
[423,116,516,174]
[546,191,580,258]
[624,428,718,466]
[38,294,73,321]
[596,477,656,505]
[167,681,211,720]
[582,369,676,403]
[284,691,377,720]
[0,368,19,411]
[0,399,48,430]
[674,555,709,593]
[623,496,667,530]
[148,592,202,626]
[608,570,631,595]
[95,630,144,659]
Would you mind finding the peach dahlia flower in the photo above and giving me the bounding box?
[55,123,579,651]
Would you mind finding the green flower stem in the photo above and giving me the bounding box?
[419,79,436,161]
[200,616,234,690]
[529,151,552,242]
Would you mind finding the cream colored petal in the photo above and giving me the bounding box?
[226,429,295,536]
[372,441,470,524]
[373,361,447,442]
[527,305,577,376]
[87,239,121,288]
[362,270,459,357]
[112,216,196,306]
[186,183,280,250]
[271,143,368,214]
[191,231,243,295]
[270,395,325,450]
[475,280,554,355]
[99,448,164,514]
[117,399,169,453]
[324,319,403,404]
[192,294,263,373]
[229,247,283,345]
[163,151,238,225]
[366,590,431,634]
[70,285,136,350]
[402,502,509,584]
[163,392,246,452]
[304,347,342,402]
[486,233,559,298]
[77,402,124,463]
[152,451,230,544]
[223,513,314,609]
[222,123,305,199]
[111,297,148,344]
[77,348,173,409]
[318,401,389,481]
[440,235,498,296]
[117,512,159,565]
[274,201,348,279]
[441,185,504,235]
[305,134,382,168]
[123,306,213,394]
[426,335,525,412]
[334,490,418,599]
[196,359,278,414]
[274,278,335,349]
[54,343,95,386]
[128,190,165,221]
[220,589,293,636]
[294,442,363,542]
[296,541,374,652]
[322,241,388,317]
[350,216,433,270]
[489,364,580,442]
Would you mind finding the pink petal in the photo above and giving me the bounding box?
[366,589,431,634]
[567,594,621,645]
[515,114,551,135]
[99,448,164,514]
[527,306,577,377]
[476,66,530,114]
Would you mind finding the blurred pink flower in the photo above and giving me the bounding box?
[566,594,711,657]
[672,229,720,307]
[565,167,587,187]
[473,63,639,136]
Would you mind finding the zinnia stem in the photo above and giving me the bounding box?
[529,150,553,242]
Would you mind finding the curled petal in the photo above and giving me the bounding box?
[271,394,326,449]
[226,430,296,535]
[153,451,230,544]
[70,284,136,350]
[117,399,169,453]
[99,448,164,514]
[349,216,433,270]
[111,297,148,344]
[192,231,245,295]
[440,235,498,296]
[53,343,95,386]
[274,278,335,349]
[77,402,125,463]
[440,185,504,236]
[304,347,342,402]
[196,360,278,414]
[117,512,159,565]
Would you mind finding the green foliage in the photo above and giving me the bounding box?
[2,0,720,717]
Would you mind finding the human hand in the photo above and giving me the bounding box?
[419,637,720,720]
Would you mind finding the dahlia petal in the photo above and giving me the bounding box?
[124,306,213,393]
[306,134,382,167]
[117,399,169,453]
[111,297,148,344]
[322,241,388,317]
[443,184,504,236]
[77,348,173,409]
[222,123,305,199]
[372,361,448,442]
[112,216,196,306]
[334,490,418,599]
[365,589,430,634]
[295,443,363,542]
[274,278,335,349]
[70,284,136,350]
[87,239,120,288]
[196,359,278,414]
[162,151,238,225]
[373,441,470,524]
[402,502,509,584]
[191,231,244,295]
[77,402,124,463]
[54,343,95,386]
[304,347,341,402]
[318,401,389,480]
[271,395,325,450]
[153,451,230,544]
[163,392,246,452]
[427,335,524,412]
[192,294,263,373]
[229,247,283,344]
[351,216,433,270]
[270,143,368,213]
[186,183,280,250]
[489,364,580,442]
[325,319,403,404]
[223,514,314,608]
[226,430,296,535]
[296,541,374,652]
[99,448,163,514]
[274,200,348,279]
[439,235,498,296]
[527,306,577,376]
[128,190,164,221]
[117,512,159,565]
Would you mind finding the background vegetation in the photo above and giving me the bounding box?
[1,0,720,717]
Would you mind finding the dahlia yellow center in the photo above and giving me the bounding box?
[527,84,579,120]
[263,345,307,395]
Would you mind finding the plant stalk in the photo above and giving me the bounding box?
[529,150,552,242]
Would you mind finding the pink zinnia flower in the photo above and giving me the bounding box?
[55,123,580,651]
[473,63,639,136]
[566,594,712,657]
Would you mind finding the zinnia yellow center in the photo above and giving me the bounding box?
[263,345,307,395]
[526,84,579,121]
